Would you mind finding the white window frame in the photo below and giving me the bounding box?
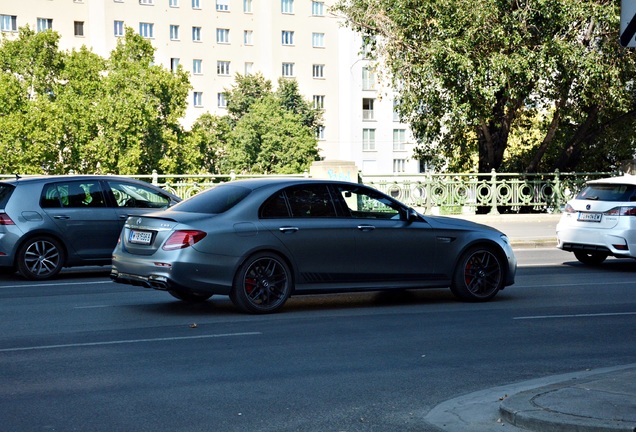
[362,66,376,90]
[192,26,201,41]
[218,92,227,108]
[139,0,154,4]
[169,0,179,7]
[192,0,201,8]
[193,59,202,74]
[362,98,375,121]
[281,31,294,46]
[316,126,325,140]
[139,22,154,39]
[362,129,376,151]
[282,62,295,77]
[114,20,124,37]
[393,129,406,151]
[244,0,253,13]
[170,58,180,73]
[216,28,230,44]
[37,18,52,32]
[217,61,231,76]
[0,15,17,32]
[313,95,325,110]
[312,64,324,79]
[245,62,254,75]
[216,0,229,11]
[312,32,325,48]
[311,1,324,16]
[244,30,253,45]
[193,91,203,107]
[393,159,406,173]
[281,0,294,14]
[74,21,84,37]
[170,24,180,40]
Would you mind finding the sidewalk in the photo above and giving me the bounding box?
[425,364,636,432]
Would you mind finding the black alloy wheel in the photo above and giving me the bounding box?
[450,246,504,302]
[17,236,65,281]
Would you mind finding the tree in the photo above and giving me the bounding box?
[333,0,636,173]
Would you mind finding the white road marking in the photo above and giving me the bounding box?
[0,332,261,353]
[514,312,636,320]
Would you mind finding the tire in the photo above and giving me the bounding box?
[168,290,212,302]
[17,236,65,281]
[230,252,292,314]
[573,251,607,265]
[450,246,504,302]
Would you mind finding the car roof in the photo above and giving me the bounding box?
[0,175,153,186]
[218,177,361,191]
[587,175,636,186]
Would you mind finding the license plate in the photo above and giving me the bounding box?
[577,212,602,222]
[129,230,153,245]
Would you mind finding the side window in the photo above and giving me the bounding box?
[105,181,170,209]
[336,185,401,219]
[260,192,290,218]
[41,182,106,208]
[286,185,337,218]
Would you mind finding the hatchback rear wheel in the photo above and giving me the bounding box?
[17,236,65,280]
[230,253,292,314]
[450,246,504,302]
[573,251,607,265]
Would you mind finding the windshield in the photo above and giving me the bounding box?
[576,183,636,202]
[172,185,251,214]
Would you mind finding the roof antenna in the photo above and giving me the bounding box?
[14,174,21,180]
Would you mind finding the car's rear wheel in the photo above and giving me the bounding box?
[230,252,292,314]
[168,290,212,302]
[573,251,607,265]
[450,246,504,302]
[17,236,65,280]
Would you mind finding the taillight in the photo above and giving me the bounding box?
[162,230,207,251]
[0,213,15,225]
[605,206,636,216]
[563,204,575,213]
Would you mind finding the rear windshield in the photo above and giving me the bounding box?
[0,184,15,207]
[171,185,251,214]
[576,183,636,202]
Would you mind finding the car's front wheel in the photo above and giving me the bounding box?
[230,252,292,314]
[450,246,504,302]
[17,236,65,280]
[573,251,607,265]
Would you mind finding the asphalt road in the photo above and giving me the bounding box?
[0,248,634,432]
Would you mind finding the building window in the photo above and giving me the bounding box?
[244,0,253,13]
[362,129,376,151]
[0,15,17,32]
[169,0,179,7]
[170,24,180,40]
[313,95,325,109]
[216,28,230,44]
[37,18,53,32]
[217,61,230,76]
[218,92,227,108]
[192,0,200,8]
[393,100,400,122]
[170,58,180,73]
[139,22,154,38]
[316,126,325,140]
[114,20,124,37]
[393,159,406,173]
[282,62,295,77]
[362,98,375,120]
[362,67,376,90]
[281,31,294,46]
[311,1,324,16]
[193,59,202,74]
[312,32,325,48]
[139,0,154,4]
[243,30,253,45]
[312,64,324,79]
[193,92,203,107]
[245,62,254,75]
[74,21,84,36]
[216,0,229,11]
[393,129,406,151]
[281,0,294,14]
[192,26,201,41]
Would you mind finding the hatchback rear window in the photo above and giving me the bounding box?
[0,184,15,207]
[576,184,636,202]
[172,185,251,214]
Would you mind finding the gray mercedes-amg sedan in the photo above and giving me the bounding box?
[111,178,517,314]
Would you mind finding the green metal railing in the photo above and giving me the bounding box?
[2,169,616,214]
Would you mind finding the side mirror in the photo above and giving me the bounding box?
[406,208,419,223]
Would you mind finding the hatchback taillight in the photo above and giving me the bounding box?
[563,203,576,213]
[162,230,207,251]
[0,213,15,225]
[605,206,636,216]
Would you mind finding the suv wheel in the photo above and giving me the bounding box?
[17,237,65,280]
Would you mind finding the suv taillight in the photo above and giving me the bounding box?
[0,213,15,225]
[162,230,207,251]
[605,206,636,216]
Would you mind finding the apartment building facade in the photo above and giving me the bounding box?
[1,0,420,174]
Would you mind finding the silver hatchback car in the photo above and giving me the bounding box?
[557,175,636,264]
[0,175,180,280]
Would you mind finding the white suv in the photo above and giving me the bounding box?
[557,175,636,265]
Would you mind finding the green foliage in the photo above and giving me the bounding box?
[333,0,636,173]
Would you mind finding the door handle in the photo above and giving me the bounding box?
[357,224,375,231]
[279,226,299,234]
[53,215,70,220]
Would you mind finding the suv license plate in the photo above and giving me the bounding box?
[129,230,153,245]
[577,212,602,222]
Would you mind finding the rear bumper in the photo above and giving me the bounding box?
[556,221,636,258]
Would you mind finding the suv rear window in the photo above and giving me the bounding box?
[576,184,636,202]
[0,184,15,207]
[172,185,251,214]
